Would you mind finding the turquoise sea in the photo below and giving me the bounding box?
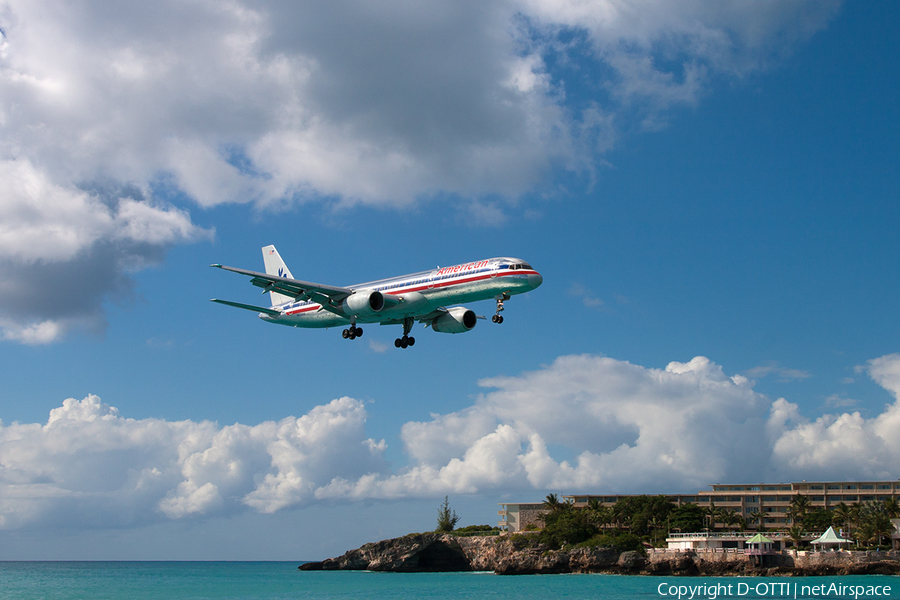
[0,563,897,600]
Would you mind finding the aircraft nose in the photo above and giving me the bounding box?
[529,272,543,289]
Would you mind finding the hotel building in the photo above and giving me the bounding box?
[498,480,900,533]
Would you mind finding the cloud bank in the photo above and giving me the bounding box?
[2,351,897,531]
[0,0,839,341]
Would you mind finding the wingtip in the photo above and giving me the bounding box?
[209,264,222,268]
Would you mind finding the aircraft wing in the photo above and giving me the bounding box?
[210,264,353,311]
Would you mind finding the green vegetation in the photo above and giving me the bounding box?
[824,498,899,549]
[802,507,833,531]
[576,531,644,553]
[435,496,460,532]
[521,493,900,552]
[536,493,674,551]
[538,501,597,549]
[670,503,705,533]
[452,524,501,537]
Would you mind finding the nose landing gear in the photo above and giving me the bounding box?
[492,293,510,324]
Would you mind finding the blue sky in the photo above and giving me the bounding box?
[1,1,898,560]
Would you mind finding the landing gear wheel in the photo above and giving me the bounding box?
[493,293,508,324]
[395,317,416,349]
[343,326,363,340]
[394,335,415,349]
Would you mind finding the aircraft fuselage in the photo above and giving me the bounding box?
[265,257,542,328]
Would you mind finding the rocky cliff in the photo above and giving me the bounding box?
[298,534,900,576]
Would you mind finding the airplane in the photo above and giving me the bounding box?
[210,245,543,348]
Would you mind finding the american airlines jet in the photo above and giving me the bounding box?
[210,245,543,349]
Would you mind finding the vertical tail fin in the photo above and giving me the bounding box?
[261,245,295,307]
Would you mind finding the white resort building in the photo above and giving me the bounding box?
[498,479,900,550]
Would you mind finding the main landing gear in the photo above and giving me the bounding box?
[342,325,363,340]
[394,317,415,349]
[492,293,510,324]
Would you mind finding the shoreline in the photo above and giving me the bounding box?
[299,533,900,576]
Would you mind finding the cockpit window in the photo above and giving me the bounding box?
[510,263,532,270]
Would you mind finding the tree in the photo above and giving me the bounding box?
[719,509,744,531]
[436,496,460,532]
[788,494,812,525]
[883,498,900,519]
[803,508,833,531]
[586,498,612,529]
[788,523,805,549]
[670,503,705,533]
[848,503,862,540]
[866,513,894,548]
[832,502,851,535]
[539,504,597,549]
[609,495,674,537]
[542,493,567,513]
[703,503,730,532]
[859,500,893,548]
[703,503,717,532]
[747,509,763,531]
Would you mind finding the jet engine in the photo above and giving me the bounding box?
[431,307,477,334]
[342,290,385,316]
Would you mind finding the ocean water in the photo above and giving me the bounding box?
[0,562,897,600]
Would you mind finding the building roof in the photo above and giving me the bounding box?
[811,526,850,545]
[747,533,774,544]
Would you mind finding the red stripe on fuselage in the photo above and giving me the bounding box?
[280,269,539,316]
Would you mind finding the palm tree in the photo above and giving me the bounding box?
[832,502,851,536]
[849,503,862,545]
[748,509,764,531]
[857,500,893,548]
[542,493,563,512]
[788,523,804,549]
[586,498,612,529]
[722,509,743,531]
[788,494,812,526]
[883,497,900,519]
[869,513,893,548]
[703,502,724,532]
[611,501,628,530]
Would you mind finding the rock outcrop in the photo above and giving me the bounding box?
[299,534,900,576]
[299,534,473,572]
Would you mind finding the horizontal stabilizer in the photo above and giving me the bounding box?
[210,299,281,316]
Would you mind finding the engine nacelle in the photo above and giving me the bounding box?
[342,290,385,316]
[431,307,477,334]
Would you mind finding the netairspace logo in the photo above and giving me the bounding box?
[657,581,894,600]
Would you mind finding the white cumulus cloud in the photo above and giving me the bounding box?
[0,395,387,529]
[3,352,900,531]
[0,159,209,343]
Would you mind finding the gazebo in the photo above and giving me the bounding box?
[810,526,851,551]
[746,533,779,566]
[746,533,775,553]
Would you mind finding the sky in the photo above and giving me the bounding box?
[0,0,898,560]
